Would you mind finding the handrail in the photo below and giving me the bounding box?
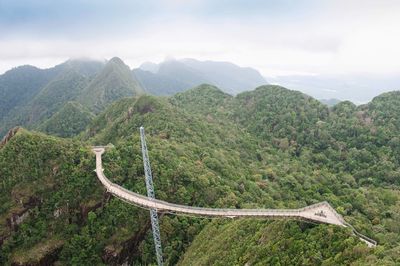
[344,222,377,247]
[92,147,377,247]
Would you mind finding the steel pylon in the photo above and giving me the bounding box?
[140,127,163,266]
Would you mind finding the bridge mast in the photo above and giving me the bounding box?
[140,127,164,266]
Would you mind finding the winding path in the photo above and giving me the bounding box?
[92,147,376,247]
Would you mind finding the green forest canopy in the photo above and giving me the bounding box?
[0,85,399,265]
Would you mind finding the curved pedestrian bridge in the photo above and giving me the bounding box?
[92,147,376,247]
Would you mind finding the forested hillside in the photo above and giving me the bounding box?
[0,65,60,121]
[38,101,94,138]
[0,57,268,138]
[0,58,143,137]
[0,85,399,265]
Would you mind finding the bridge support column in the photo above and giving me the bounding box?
[140,127,164,266]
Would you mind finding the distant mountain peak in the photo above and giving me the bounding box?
[139,61,159,73]
[108,57,125,65]
[135,58,267,95]
[104,57,133,75]
[3,65,40,75]
[61,58,105,77]
[79,56,143,113]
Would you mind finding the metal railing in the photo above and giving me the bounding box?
[93,147,377,248]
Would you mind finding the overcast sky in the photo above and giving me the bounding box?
[1,0,400,77]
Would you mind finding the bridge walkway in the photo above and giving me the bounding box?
[92,147,376,247]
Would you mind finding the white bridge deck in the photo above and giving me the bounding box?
[92,147,376,247]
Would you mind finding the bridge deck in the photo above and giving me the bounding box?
[92,147,376,247]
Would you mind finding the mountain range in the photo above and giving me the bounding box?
[134,58,268,95]
[0,57,143,137]
[0,57,399,265]
[0,57,268,137]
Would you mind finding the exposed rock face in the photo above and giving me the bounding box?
[102,219,152,265]
[78,191,111,224]
[0,126,20,148]
[7,197,42,231]
[1,197,41,248]
[10,242,63,266]
[0,234,9,248]
[23,196,42,209]
[79,201,103,223]
[53,208,62,218]
[7,210,31,230]
[127,107,134,120]
[37,246,63,266]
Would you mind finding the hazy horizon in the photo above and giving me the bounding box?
[1,1,400,74]
[1,0,400,102]
[1,55,398,103]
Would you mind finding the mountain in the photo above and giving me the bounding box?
[134,58,267,95]
[181,58,268,94]
[18,68,91,124]
[0,61,99,136]
[171,84,232,116]
[0,65,62,121]
[0,129,107,265]
[134,68,190,96]
[37,101,95,138]
[0,55,399,264]
[139,61,159,73]
[231,85,329,146]
[79,57,143,113]
[1,85,399,265]
[0,57,143,137]
[60,58,106,77]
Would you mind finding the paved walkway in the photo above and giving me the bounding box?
[92,147,376,247]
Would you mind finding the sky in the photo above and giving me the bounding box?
[1,0,400,79]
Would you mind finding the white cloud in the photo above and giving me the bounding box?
[1,1,400,76]
[323,88,338,93]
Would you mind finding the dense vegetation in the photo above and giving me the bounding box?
[79,57,143,113]
[0,57,142,137]
[0,65,60,122]
[0,84,399,265]
[38,101,94,138]
[180,220,377,265]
